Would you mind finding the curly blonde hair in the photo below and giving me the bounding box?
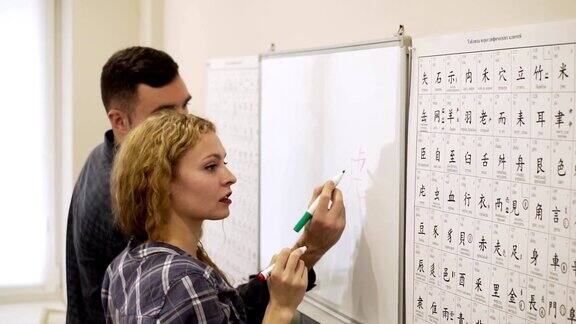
[111,111,229,282]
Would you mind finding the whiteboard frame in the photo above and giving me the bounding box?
[259,36,412,323]
[261,37,411,59]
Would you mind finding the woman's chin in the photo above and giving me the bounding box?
[207,211,230,221]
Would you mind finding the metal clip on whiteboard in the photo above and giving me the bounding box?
[395,24,405,37]
[395,24,411,49]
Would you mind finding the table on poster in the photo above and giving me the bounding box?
[406,20,576,323]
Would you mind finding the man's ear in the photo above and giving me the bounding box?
[107,108,130,134]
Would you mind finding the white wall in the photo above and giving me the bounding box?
[162,0,576,115]
[70,0,141,177]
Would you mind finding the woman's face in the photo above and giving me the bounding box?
[170,132,237,221]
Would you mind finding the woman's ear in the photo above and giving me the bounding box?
[168,180,175,199]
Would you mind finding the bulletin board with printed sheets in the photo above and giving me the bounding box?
[405,20,576,323]
[203,56,260,286]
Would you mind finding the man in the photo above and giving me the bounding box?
[66,47,190,323]
[65,46,345,323]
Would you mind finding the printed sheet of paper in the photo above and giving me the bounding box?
[203,56,260,285]
[406,20,576,323]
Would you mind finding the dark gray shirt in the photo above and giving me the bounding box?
[66,130,128,323]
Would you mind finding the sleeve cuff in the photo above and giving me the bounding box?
[306,268,316,291]
[246,267,316,292]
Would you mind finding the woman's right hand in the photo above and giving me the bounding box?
[265,247,308,319]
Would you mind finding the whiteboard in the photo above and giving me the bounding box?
[260,40,409,323]
[405,20,576,323]
[203,56,260,285]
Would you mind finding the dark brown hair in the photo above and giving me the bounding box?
[100,46,179,113]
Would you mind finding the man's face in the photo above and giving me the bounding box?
[130,74,191,126]
[109,74,191,143]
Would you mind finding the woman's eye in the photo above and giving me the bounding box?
[205,164,217,171]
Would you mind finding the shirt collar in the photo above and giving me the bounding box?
[104,129,116,159]
[128,240,193,259]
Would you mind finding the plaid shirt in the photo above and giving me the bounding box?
[66,130,129,323]
[102,241,317,323]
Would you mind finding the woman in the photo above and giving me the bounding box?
[102,111,309,323]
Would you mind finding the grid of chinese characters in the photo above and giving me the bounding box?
[413,44,576,323]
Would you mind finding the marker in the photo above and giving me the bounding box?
[257,246,307,282]
[293,170,345,232]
